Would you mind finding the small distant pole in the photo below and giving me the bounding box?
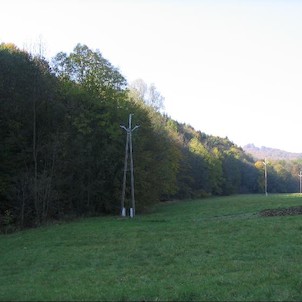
[299,171,302,194]
[263,158,268,196]
[120,114,139,218]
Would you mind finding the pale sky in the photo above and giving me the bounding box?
[1,0,302,152]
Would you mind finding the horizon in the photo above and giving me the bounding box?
[243,143,302,155]
[2,0,302,153]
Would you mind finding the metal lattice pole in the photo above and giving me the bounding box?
[129,115,136,217]
[120,130,129,217]
[263,158,268,196]
[120,114,139,218]
[299,171,302,194]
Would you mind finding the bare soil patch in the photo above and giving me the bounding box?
[260,206,302,217]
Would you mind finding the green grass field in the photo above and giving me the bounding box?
[1,194,302,301]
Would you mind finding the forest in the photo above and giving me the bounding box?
[1,43,301,231]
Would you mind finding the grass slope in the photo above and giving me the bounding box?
[1,194,302,301]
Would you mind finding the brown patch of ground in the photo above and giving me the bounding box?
[259,206,302,217]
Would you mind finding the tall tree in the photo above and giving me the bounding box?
[129,79,165,111]
[52,44,127,98]
[0,43,61,226]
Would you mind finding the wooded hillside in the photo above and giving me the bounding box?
[0,43,300,231]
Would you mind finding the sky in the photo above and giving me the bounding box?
[1,0,302,152]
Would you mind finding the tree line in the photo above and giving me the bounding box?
[0,43,300,231]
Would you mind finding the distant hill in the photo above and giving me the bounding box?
[243,144,302,161]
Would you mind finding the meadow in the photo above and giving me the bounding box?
[1,194,302,301]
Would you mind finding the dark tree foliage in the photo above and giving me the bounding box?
[0,44,61,227]
[1,43,299,232]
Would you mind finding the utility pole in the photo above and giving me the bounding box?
[263,158,268,196]
[120,114,139,218]
[299,171,302,194]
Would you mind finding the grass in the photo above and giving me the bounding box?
[1,194,302,301]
